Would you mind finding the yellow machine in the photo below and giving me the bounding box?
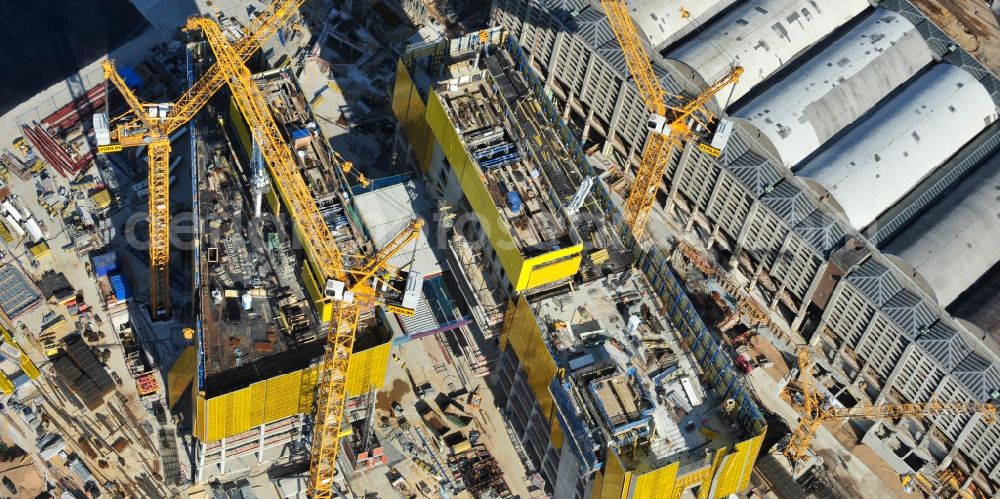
[98,0,304,319]
[601,0,742,238]
[184,16,423,498]
[783,346,997,465]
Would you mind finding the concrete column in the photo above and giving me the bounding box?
[748,261,765,291]
[813,271,850,348]
[563,90,574,121]
[769,285,785,310]
[853,319,885,382]
[731,202,760,267]
[258,422,266,463]
[770,233,795,282]
[606,75,630,148]
[704,171,725,224]
[917,382,951,450]
[219,437,227,474]
[544,31,566,89]
[666,142,697,214]
[952,413,988,460]
[578,53,597,102]
[791,260,829,333]
[707,227,720,250]
[874,343,917,403]
[195,441,206,483]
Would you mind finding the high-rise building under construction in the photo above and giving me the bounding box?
[489,0,1000,495]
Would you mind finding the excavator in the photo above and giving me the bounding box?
[601,0,742,239]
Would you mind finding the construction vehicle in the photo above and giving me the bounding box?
[601,0,742,238]
[184,16,423,498]
[96,0,305,319]
[782,346,997,469]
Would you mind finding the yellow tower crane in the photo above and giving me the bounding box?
[601,0,742,238]
[783,346,997,465]
[97,0,305,319]
[183,16,421,497]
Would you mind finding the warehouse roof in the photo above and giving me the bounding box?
[885,155,1000,307]
[665,0,869,106]
[0,261,41,321]
[796,63,997,229]
[846,259,903,307]
[353,180,442,277]
[734,9,934,167]
[628,0,738,52]
[917,321,972,372]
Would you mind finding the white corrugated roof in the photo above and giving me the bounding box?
[353,181,442,277]
[667,0,868,105]
[886,154,1000,307]
[626,0,738,51]
[796,63,997,229]
[735,9,933,167]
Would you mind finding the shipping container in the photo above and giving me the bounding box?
[108,272,130,301]
[91,251,118,278]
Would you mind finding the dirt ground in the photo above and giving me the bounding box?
[912,0,1000,75]
[0,435,45,499]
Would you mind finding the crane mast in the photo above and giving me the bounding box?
[601,0,741,238]
[184,17,423,497]
[97,0,304,319]
[783,347,997,464]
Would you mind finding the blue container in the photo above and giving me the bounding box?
[91,251,118,278]
[291,128,311,142]
[507,191,522,213]
[108,272,130,301]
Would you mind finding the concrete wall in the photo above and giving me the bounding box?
[734,9,933,167]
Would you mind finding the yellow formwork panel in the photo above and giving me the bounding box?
[392,60,434,173]
[195,391,207,440]
[1,325,39,380]
[29,241,51,260]
[90,189,112,209]
[709,433,765,496]
[591,470,606,499]
[426,92,524,284]
[300,262,333,322]
[499,296,565,448]
[521,247,583,290]
[167,345,197,408]
[0,373,13,395]
[264,187,281,215]
[595,450,629,499]
[248,380,266,427]
[196,366,321,443]
[426,92,583,292]
[229,98,254,157]
[0,219,11,243]
[632,461,680,499]
[345,341,391,397]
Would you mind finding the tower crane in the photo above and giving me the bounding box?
[96,0,305,319]
[601,0,742,238]
[183,16,421,498]
[782,346,997,466]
